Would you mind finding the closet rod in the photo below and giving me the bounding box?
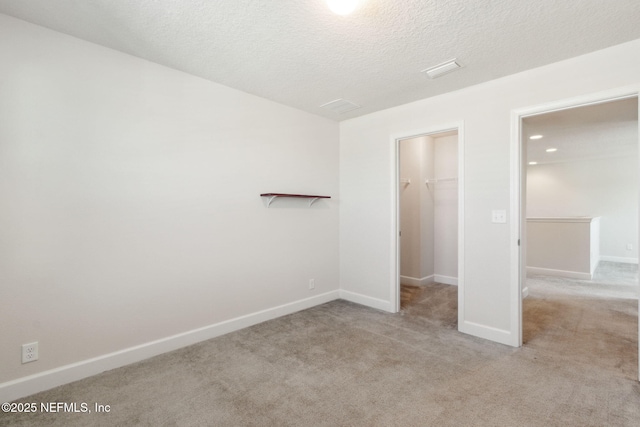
[425,177,457,184]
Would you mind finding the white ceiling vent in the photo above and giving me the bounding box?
[320,98,361,114]
[421,59,461,79]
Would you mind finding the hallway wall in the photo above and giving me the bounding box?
[527,155,638,263]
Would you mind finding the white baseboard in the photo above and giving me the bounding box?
[599,256,639,264]
[399,275,458,286]
[459,320,516,347]
[400,275,434,286]
[339,290,392,312]
[434,275,458,286]
[0,290,340,403]
[526,266,592,280]
[522,286,529,299]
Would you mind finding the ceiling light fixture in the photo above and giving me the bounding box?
[529,135,543,140]
[528,161,538,165]
[545,148,557,152]
[326,0,364,15]
[421,59,461,79]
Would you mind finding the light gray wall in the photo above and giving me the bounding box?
[0,14,339,387]
[400,136,434,282]
[339,38,640,345]
[400,134,459,285]
[527,155,638,262]
[433,134,459,281]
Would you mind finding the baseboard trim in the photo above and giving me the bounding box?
[599,256,639,264]
[526,266,592,280]
[339,290,392,313]
[0,290,340,403]
[399,275,459,286]
[459,320,516,347]
[522,286,529,299]
[400,275,434,286]
[434,275,458,286]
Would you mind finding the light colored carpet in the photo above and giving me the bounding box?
[527,261,638,300]
[2,274,638,426]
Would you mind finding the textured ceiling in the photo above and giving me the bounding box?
[524,97,638,165]
[1,0,640,121]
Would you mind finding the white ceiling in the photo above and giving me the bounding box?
[1,0,640,121]
[524,97,638,165]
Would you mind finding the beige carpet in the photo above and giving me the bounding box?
[2,280,639,426]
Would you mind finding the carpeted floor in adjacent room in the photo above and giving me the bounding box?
[2,265,639,426]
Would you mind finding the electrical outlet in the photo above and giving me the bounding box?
[22,342,38,364]
[309,279,315,290]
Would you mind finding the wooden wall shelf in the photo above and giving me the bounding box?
[260,193,331,207]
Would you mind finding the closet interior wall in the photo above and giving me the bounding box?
[400,133,458,286]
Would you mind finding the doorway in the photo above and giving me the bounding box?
[392,124,464,329]
[511,90,639,377]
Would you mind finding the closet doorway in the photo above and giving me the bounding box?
[396,128,462,324]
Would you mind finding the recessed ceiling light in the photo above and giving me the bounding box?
[326,0,363,15]
[545,148,557,153]
[421,59,461,79]
[528,161,538,165]
[529,135,543,140]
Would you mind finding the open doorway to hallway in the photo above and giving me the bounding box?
[398,130,459,324]
[521,97,639,378]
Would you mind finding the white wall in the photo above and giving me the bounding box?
[419,138,436,281]
[399,133,458,286]
[0,14,339,398]
[433,134,459,283]
[339,38,640,345]
[527,156,638,262]
[400,136,434,283]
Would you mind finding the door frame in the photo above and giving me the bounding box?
[510,86,640,365]
[391,122,465,324]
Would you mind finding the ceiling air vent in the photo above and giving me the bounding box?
[320,98,361,114]
[421,59,461,79]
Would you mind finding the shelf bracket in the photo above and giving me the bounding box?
[266,195,278,207]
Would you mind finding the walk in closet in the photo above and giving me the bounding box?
[399,131,459,286]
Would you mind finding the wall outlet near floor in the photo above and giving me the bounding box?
[627,243,633,251]
[22,342,38,364]
[309,279,315,290]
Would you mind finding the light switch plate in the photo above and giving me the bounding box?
[492,210,507,224]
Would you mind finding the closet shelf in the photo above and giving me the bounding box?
[425,177,458,185]
[260,193,330,207]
